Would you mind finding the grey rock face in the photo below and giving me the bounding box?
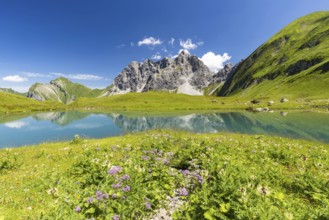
[213,63,234,83]
[108,50,225,96]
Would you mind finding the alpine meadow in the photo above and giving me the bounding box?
[0,1,329,220]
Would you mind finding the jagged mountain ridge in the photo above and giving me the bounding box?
[218,11,329,98]
[103,50,232,96]
[25,51,233,103]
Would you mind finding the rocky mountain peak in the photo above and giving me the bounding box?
[106,51,231,96]
[175,50,192,65]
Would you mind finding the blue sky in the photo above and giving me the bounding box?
[0,0,328,92]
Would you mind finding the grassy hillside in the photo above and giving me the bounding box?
[0,92,66,113]
[0,130,328,219]
[72,91,329,111]
[28,77,105,104]
[219,11,329,100]
[0,88,25,96]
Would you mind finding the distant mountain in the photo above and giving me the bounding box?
[218,11,329,99]
[32,111,92,126]
[0,88,25,96]
[27,77,105,104]
[102,50,231,96]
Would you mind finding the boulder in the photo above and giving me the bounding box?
[254,108,263,112]
[280,98,289,103]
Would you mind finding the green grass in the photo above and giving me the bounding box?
[0,130,328,219]
[71,91,325,112]
[219,11,329,99]
[0,92,66,113]
[1,91,328,115]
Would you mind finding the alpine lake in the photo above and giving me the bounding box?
[1,110,329,148]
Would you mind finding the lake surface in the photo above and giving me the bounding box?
[1,111,329,148]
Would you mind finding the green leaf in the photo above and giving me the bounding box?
[220,203,230,213]
[204,208,216,220]
[85,207,95,214]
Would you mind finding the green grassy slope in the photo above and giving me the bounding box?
[0,88,25,96]
[28,77,105,104]
[70,91,254,111]
[1,130,328,219]
[71,91,327,111]
[219,11,329,100]
[0,92,66,113]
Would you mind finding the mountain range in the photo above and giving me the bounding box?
[1,11,329,103]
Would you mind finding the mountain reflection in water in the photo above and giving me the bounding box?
[0,111,328,147]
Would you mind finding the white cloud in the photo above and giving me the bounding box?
[22,72,49,78]
[5,121,29,129]
[151,52,162,60]
[2,75,28,82]
[179,39,204,50]
[116,44,126,48]
[197,41,204,46]
[51,73,103,80]
[180,39,198,50]
[130,42,135,47]
[168,38,175,45]
[200,52,231,73]
[138,37,162,46]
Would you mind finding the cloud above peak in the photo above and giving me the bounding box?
[179,39,203,50]
[51,73,104,80]
[2,75,28,82]
[168,38,175,46]
[151,52,162,60]
[138,37,162,46]
[200,52,231,73]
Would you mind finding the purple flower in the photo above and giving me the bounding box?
[74,206,81,212]
[86,196,94,204]
[145,202,152,210]
[122,195,126,200]
[179,187,189,196]
[112,183,122,189]
[112,215,120,220]
[162,158,170,165]
[142,156,149,161]
[108,166,122,175]
[96,191,103,200]
[121,174,130,181]
[194,174,204,184]
[95,190,109,201]
[122,185,131,192]
[181,170,190,176]
[111,193,117,199]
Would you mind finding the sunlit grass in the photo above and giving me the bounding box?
[1,130,328,219]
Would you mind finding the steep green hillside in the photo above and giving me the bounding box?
[0,92,65,113]
[27,77,105,104]
[219,11,329,99]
